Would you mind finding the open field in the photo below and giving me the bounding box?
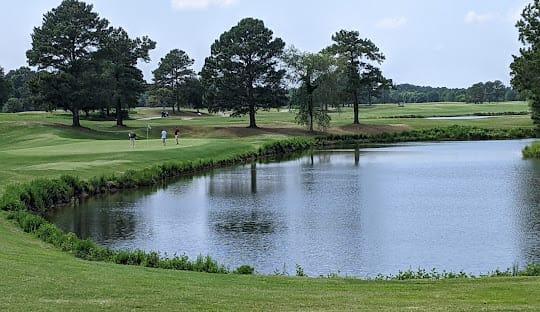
[1,102,539,311]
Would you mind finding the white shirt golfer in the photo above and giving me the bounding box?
[161,130,167,146]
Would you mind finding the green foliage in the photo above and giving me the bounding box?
[378,82,519,105]
[27,0,110,126]
[4,67,37,111]
[0,67,10,108]
[152,49,196,114]
[326,29,386,124]
[523,142,540,158]
[201,18,287,128]
[2,98,24,113]
[511,0,540,133]
[234,265,255,275]
[99,27,156,126]
[295,264,307,277]
[319,125,535,146]
[284,48,334,131]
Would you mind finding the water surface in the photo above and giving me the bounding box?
[49,140,540,277]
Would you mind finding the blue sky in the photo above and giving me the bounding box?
[0,0,530,88]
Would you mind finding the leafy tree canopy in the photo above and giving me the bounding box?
[201,18,286,128]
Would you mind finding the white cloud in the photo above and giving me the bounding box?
[376,17,408,30]
[171,0,238,10]
[464,11,496,24]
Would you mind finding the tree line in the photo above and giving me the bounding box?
[377,81,521,104]
[0,0,537,133]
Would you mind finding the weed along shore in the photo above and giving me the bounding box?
[523,142,540,158]
[1,125,538,278]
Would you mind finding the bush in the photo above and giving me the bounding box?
[234,265,255,275]
[523,143,540,159]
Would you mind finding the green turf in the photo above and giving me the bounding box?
[1,102,539,311]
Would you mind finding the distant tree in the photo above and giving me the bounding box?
[0,67,10,109]
[504,88,519,102]
[148,87,174,110]
[201,18,287,128]
[359,64,392,105]
[153,49,195,114]
[183,77,204,113]
[284,48,334,132]
[27,0,110,127]
[467,82,486,104]
[5,67,37,110]
[326,30,385,124]
[100,27,155,126]
[2,98,24,113]
[511,0,540,131]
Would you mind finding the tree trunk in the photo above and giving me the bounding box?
[72,109,81,127]
[116,99,124,127]
[248,105,257,128]
[106,106,110,117]
[353,90,360,124]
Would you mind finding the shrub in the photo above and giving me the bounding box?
[523,143,540,159]
[234,265,255,275]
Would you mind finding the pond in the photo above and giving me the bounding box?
[49,140,540,277]
[425,116,496,120]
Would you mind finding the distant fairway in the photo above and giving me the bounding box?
[0,102,539,311]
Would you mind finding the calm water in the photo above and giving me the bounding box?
[49,140,540,277]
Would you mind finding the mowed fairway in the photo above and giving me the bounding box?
[1,102,539,311]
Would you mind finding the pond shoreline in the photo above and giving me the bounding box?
[1,125,538,279]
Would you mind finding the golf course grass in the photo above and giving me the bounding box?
[1,102,540,311]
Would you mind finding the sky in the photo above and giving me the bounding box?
[0,0,531,88]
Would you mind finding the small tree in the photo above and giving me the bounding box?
[27,0,110,127]
[153,49,195,114]
[511,0,540,132]
[201,18,287,128]
[284,48,334,132]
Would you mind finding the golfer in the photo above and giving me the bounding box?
[174,127,180,145]
[161,129,168,146]
[128,131,136,148]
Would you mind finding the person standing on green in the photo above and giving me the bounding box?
[161,129,168,146]
[128,131,137,148]
[174,127,180,145]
